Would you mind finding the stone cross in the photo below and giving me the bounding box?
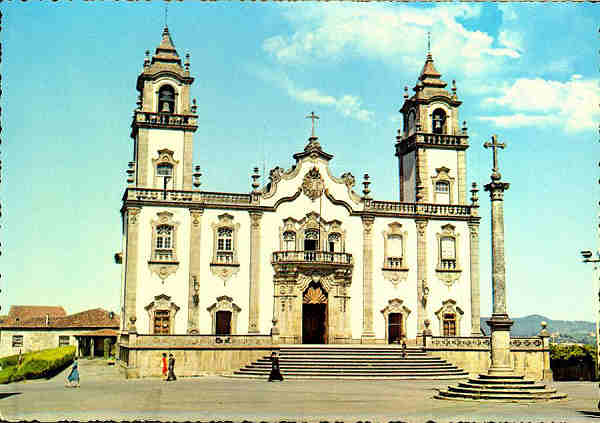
[484,134,506,175]
[306,111,319,138]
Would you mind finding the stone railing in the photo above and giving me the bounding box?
[134,111,198,128]
[272,250,353,265]
[125,188,252,206]
[428,336,491,350]
[427,336,545,351]
[364,200,474,217]
[134,334,273,346]
[510,337,544,350]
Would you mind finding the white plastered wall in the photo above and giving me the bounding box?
[135,206,191,335]
[427,149,459,204]
[146,129,185,190]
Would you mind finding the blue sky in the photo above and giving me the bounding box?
[2,3,599,321]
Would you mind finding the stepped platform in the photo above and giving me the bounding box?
[435,373,568,402]
[229,345,469,380]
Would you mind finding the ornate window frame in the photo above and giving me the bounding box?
[279,218,298,251]
[144,294,180,335]
[435,223,462,286]
[431,167,455,204]
[207,296,241,335]
[381,222,409,286]
[380,298,411,344]
[152,149,179,190]
[325,220,346,253]
[210,213,240,283]
[434,299,464,337]
[149,211,180,281]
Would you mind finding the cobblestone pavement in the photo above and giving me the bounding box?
[0,360,598,422]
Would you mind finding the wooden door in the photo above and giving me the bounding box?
[216,311,232,335]
[154,310,170,335]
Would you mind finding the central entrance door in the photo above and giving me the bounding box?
[302,283,328,344]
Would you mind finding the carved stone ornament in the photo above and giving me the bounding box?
[150,263,179,281]
[211,265,240,285]
[190,209,204,227]
[301,167,325,201]
[382,270,408,287]
[128,208,141,225]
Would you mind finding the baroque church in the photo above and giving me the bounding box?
[118,27,482,345]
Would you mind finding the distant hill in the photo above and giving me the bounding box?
[480,315,596,343]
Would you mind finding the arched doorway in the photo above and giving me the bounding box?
[302,282,328,344]
[388,313,403,344]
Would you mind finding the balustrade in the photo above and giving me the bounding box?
[272,250,353,265]
[439,259,457,270]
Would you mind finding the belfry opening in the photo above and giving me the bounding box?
[302,282,328,344]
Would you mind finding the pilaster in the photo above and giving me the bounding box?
[136,130,149,187]
[187,208,203,333]
[468,221,481,335]
[416,147,429,202]
[124,207,141,331]
[361,215,376,342]
[415,219,428,334]
[457,150,467,204]
[248,211,263,333]
[183,132,194,190]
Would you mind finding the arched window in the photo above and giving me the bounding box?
[432,108,446,134]
[435,181,450,204]
[158,85,175,114]
[408,110,416,133]
[304,229,319,251]
[283,231,296,251]
[217,227,233,263]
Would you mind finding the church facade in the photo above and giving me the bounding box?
[118,27,482,345]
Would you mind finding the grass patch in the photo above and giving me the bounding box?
[0,346,75,384]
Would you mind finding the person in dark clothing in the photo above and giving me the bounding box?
[268,351,284,382]
[166,353,177,381]
[401,338,407,358]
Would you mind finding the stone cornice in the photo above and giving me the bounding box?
[400,95,462,114]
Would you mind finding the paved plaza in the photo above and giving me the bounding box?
[0,359,599,422]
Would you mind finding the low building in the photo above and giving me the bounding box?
[0,306,119,358]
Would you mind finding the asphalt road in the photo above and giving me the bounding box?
[0,359,598,422]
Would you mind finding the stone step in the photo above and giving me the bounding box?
[236,368,468,375]
[459,382,548,390]
[254,358,447,363]
[466,377,536,385]
[278,352,428,356]
[448,386,558,396]
[228,373,469,380]
[435,390,567,401]
[248,364,458,370]
[477,373,525,380]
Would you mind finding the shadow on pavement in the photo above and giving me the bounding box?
[0,393,20,400]
[577,410,600,418]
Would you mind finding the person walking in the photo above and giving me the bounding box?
[65,358,80,388]
[401,338,407,358]
[161,353,168,380]
[268,351,284,382]
[166,353,177,381]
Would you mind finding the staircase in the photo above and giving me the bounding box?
[435,374,567,402]
[230,345,469,380]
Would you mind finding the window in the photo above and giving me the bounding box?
[158,85,175,113]
[304,229,319,252]
[12,335,23,348]
[59,335,70,347]
[440,236,456,269]
[408,110,416,133]
[283,231,296,251]
[435,181,450,204]
[443,313,457,336]
[210,214,240,281]
[154,310,170,335]
[435,181,449,193]
[155,224,174,260]
[157,163,173,177]
[328,233,340,253]
[382,223,408,275]
[387,234,403,268]
[216,227,233,263]
[432,108,446,134]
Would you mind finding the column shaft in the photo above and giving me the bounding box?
[124,208,140,332]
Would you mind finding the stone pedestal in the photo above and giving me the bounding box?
[487,317,514,376]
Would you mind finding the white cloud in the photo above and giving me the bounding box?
[480,75,599,132]
[262,5,521,78]
[256,67,374,123]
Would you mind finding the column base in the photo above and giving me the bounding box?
[361,332,376,344]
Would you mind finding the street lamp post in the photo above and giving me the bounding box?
[580,250,600,385]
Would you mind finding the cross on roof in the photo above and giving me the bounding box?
[427,31,431,53]
[484,134,506,174]
[306,111,319,137]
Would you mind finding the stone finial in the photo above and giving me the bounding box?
[193,165,202,189]
[251,167,260,192]
[271,317,280,336]
[403,86,409,99]
[144,50,150,68]
[396,128,402,142]
[136,93,142,110]
[470,182,479,207]
[539,321,550,337]
[462,120,468,135]
[126,161,135,186]
[416,122,422,132]
[362,173,371,199]
[423,319,432,336]
[128,316,137,332]
[452,79,457,97]
[184,53,190,72]
[191,98,197,114]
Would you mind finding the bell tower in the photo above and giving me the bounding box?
[395,50,469,204]
[130,27,198,191]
